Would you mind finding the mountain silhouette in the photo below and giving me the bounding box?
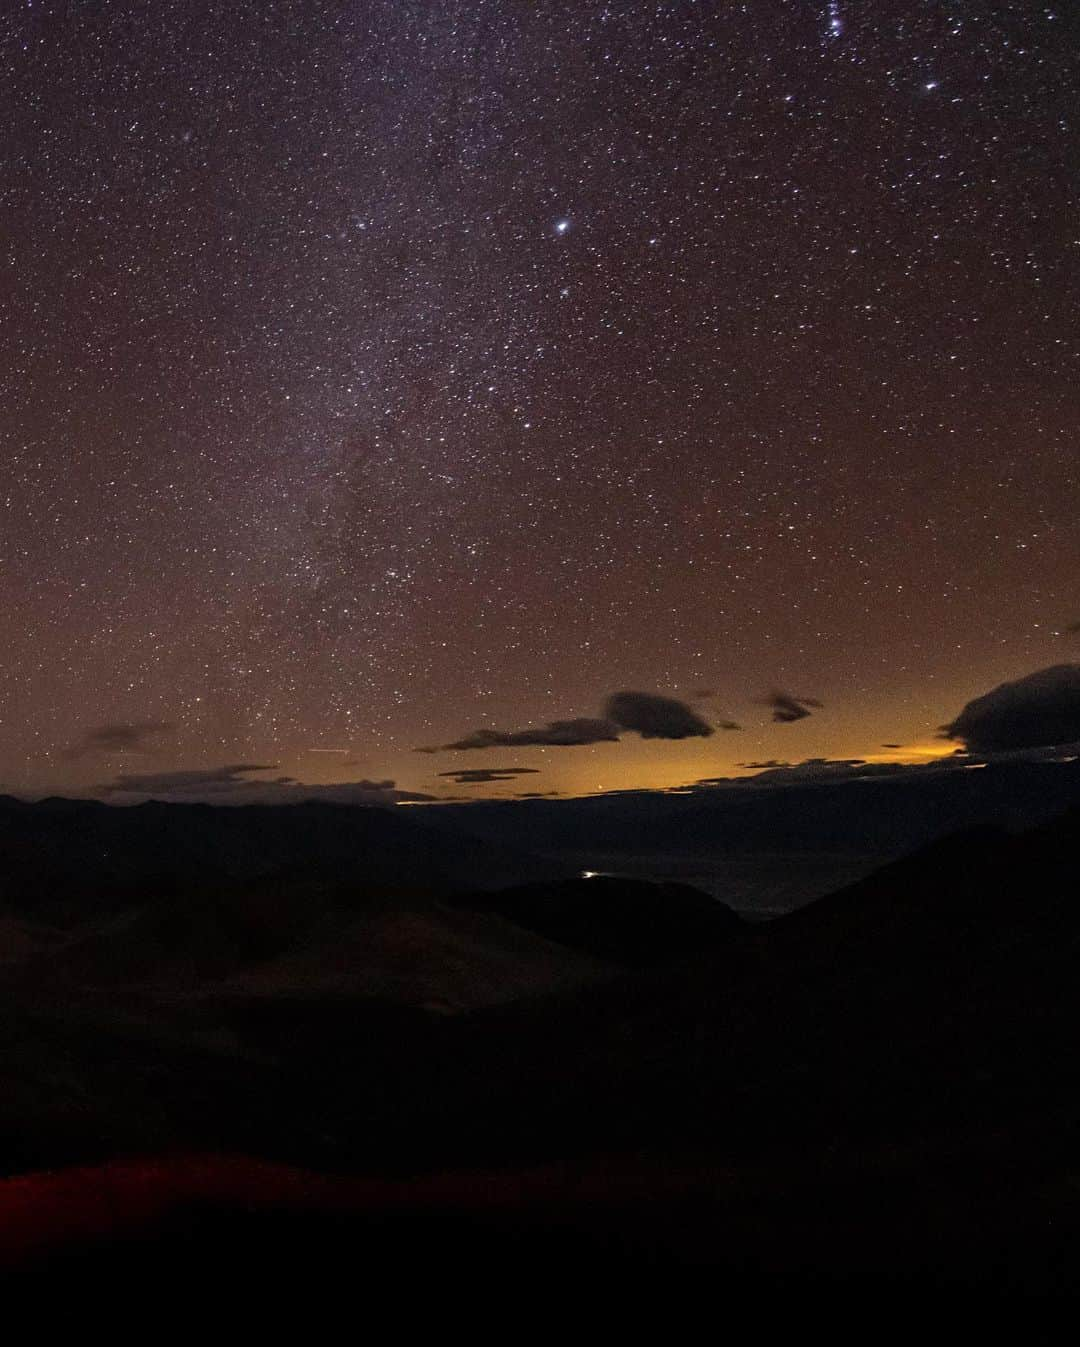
[0,793,1079,1288]
[450,874,740,966]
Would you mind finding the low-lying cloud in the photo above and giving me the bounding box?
[942,664,1080,753]
[104,764,434,806]
[108,764,282,794]
[436,767,541,785]
[418,717,620,753]
[692,757,949,791]
[735,757,882,785]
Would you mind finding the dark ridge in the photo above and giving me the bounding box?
[0,796,569,921]
[435,757,1080,857]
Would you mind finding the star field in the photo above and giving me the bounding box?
[1,2,1078,798]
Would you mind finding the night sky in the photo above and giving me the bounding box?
[2,1,1079,802]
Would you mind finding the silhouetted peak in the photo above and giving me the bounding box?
[452,875,741,966]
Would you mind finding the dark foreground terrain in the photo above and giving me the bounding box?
[1,782,1079,1293]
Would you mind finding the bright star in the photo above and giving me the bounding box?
[555,219,571,234]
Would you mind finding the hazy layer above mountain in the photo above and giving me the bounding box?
[435,757,1080,859]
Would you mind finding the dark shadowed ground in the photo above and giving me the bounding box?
[1,774,1079,1293]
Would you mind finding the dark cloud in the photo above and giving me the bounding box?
[741,758,871,784]
[417,717,619,753]
[697,758,941,790]
[64,721,175,759]
[716,719,742,731]
[759,690,823,724]
[941,664,1080,753]
[603,691,713,740]
[881,743,903,749]
[436,767,541,785]
[1066,621,1080,634]
[104,765,434,806]
[421,689,715,755]
[106,764,283,794]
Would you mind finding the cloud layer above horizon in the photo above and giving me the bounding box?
[104,764,435,806]
[418,689,718,753]
[44,663,1080,806]
[942,664,1080,754]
